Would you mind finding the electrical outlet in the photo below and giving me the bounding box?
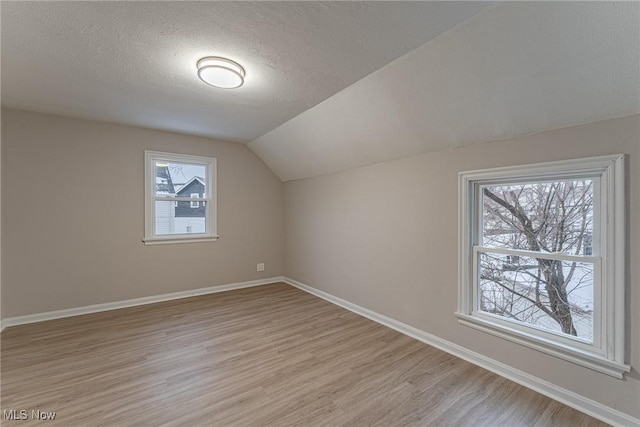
[257,263,265,272]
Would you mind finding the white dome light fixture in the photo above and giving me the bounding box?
[197,56,245,89]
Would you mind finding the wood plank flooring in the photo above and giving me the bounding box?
[1,283,606,426]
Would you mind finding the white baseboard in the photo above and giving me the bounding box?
[2,277,284,329]
[282,276,639,427]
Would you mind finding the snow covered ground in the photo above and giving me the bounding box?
[479,252,593,342]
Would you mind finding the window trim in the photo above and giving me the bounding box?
[190,193,200,208]
[144,150,218,245]
[457,154,628,378]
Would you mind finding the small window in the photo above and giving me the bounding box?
[457,155,627,378]
[144,151,217,244]
[190,193,199,208]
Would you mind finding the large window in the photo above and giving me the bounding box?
[144,151,217,245]
[457,155,627,378]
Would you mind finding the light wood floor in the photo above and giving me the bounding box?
[1,283,606,426]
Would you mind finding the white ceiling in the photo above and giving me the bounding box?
[3,2,638,182]
[0,1,492,142]
[250,1,640,181]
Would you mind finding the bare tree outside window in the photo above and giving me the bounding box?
[458,155,626,376]
[479,180,594,341]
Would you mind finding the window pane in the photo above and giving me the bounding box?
[155,201,207,235]
[478,252,594,342]
[482,179,594,255]
[155,161,206,197]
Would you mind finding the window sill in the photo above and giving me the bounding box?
[455,312,630,379]
[143,235,219,245]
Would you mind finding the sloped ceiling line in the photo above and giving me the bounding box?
[248,2,640,182]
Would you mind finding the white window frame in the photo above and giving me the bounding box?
[144,151,218,245]
[190,193,199,208]
[457,154,628,378]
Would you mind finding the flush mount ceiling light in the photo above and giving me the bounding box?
[197,56,245,89]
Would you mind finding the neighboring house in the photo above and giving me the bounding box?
[155,165,175,195]
[173,177,207,233]
[154,170,207,234]
[154,165,176,235]
[175,177,206,217]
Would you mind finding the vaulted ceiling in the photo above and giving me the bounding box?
[250,2,640,180]
[2,2,639,181]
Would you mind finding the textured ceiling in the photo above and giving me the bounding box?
[0,1,492,142]
[250,2,640,181]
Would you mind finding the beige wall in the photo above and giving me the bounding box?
[0,108,3,325]
[1,108,284,318]
[2,107,638,417]
[284,114,640,418]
